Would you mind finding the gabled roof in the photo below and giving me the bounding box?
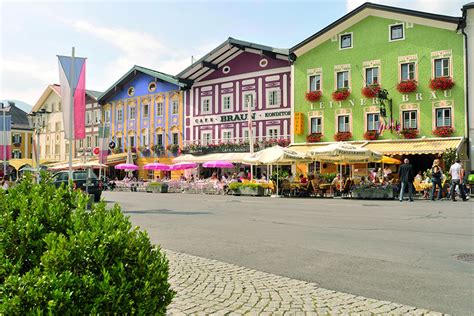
[2,102,32,130]
[177,37,289,85]
[32,84,102,112]
[291,2,462,57]
[98,65,185,104]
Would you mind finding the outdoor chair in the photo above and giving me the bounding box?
[341,179,353,198]
[281,180,291,197]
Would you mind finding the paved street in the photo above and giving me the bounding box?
[103,192,474,315]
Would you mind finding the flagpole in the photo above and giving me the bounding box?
[247,98,254,180]
[2,103,6,176]
[98,119,105,180]
[68,47,75,181]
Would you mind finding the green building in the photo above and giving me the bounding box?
[290,2,471,174]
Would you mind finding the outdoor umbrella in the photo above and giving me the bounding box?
[170,162,197,171]
[202,161,234,168]
[143,162,171,171]
[307,142,382,163]
[115,163,139,171]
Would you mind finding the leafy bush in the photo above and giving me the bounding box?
[1,176,174,314]
[228,182,243,190]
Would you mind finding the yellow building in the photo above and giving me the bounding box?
[1,101,34,160]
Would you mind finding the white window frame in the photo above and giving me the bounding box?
[336,71,350,90]
[143,103,149,119]
[365,67,379,85]
[117,108,123,122]
[172,100,179,115]
[94,109,100,124]
[400,62,416,81]
[86,135,92,148]
[389,23,405,42]
[308,74,322,92]
[86,111,92,125]
[339,32,353,50]
[129,106,136,120]
[156,102,163,116]
[221,94,233,113]
[366,113,380,131]
[94,135,99,147]
[435,107,452,128]
[402,110,418,129]
[242,91,256,110]
[221,129,234,142]
[242,127,256,142]
[309,116,323,134]
[266,88,281,109]
[336,114,351,133]
[12,150,22,159]
[105,110,111,123]
[201,96,212,115]
[266,126,280,139]
[201,131,212,145]
[434,58,451,78]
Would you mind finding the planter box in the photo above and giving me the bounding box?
[352,186,395,199]
[146,183,168,193]
[231,186,265,196]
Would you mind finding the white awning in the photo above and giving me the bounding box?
[173,152,251,163]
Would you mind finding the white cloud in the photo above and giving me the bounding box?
[345,0,464,16]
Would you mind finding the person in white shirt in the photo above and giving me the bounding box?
[449,159,466,201]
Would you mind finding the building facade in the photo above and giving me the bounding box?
[98,65,186,178]
[32,84,101,162]
[1,101,33,160]
[178,38,291,155]
[290,3,469,172]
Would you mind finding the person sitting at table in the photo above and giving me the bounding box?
[287,172,295,183]
[261,173,267,181]
[180,173,187,181]
[188,174,194,182]
[331,174,342,194]
[360,176,370,186]
[210,172,218,181]
[383,166,392,180]
[415,171,423,181]
[299,174,308,185]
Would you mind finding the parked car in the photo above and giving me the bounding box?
[52,170,102,202]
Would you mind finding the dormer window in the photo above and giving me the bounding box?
[340,33,352,50]
[390,24,404,41]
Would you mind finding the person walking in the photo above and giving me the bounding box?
[430,159,443,200]
[449,159,467,201]
[398,158,414,202]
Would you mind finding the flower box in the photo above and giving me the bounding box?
[363,130,379,140]
[432,126,454,137]
[146,182,168,193]
[430,77,455,90]
[397,80,418,93]
[305,90,322,102]
[400,128,419,139]
[352,185,396,199]
[361,84,381,98]
[334,131,352,142]
[228,182,266,196]
[332,88,350,101]
[306,133,322,143]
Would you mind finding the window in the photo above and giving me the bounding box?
[156,102,163,116]
[310,117,322,134]
[436,108,451,127]
[401,62,416,81]
[222,130,233,142]
[86,112,92,125]
[94,109,100,124]
[127,87,135,96]
[65,143,70,155]
[365,67,379,85]
[336,71,349,89]
[390,24,404,41]
[55,122,61,131]
[172,133,179,145]
[222,95,232,111]
[143,104,149,119]
[367,113,380,131]
[309,74,321,92]
[12,134,22,144]
[268,127,279,139]
[12,150,22,159]
[201,97,212,114]
[172,101,179,114]
[156,134,163,147]
[129,136,135,148]
[142,134,148,146]
[243,92,255,110]
[117,109,123,122]
[117,137,122,150]
[201,132,212,145]
[105,110,111,123]
[403,110,417,129]
[94,135,99,147]
[55,144,60,157]
[340,33,352,49]
[51,103,56,112]
[148,82,156,92]
[434,58,450,78]
[86,136,92,148]
[337,115,350,132]
[129,107,136,120]
[267,89,281,108]
[58,102,62,112]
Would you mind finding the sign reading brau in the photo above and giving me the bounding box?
[193,109,291,126]
[309,90,453,110]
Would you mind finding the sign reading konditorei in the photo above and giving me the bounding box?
[193,109,291,126]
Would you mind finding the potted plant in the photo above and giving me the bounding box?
[430,77,455,90]
[332,88,350,101]
[305,90,322,102]
[334,131,352,142]
[400,128,419,139]
[433,126,454,137]
[363,130,379,140]
[152,144,164,156]
[397,79,418,93]
[228,182,266,196]
[146,182,168,193]
[166,144,180,155]
[361,83,381,98]
[140,146,151,157]
[306,132,322,143]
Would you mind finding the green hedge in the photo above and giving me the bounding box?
[1,177,174,314]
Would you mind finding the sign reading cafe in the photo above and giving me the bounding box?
[193,109,291,126]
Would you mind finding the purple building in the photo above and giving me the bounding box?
[177,38,291,154]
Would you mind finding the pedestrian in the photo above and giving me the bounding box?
[449,159,467,201]
[430,160,443,200]
[398,158,414,202]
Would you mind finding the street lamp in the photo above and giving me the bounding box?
[28,109,50,181]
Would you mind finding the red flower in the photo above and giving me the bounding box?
[363,130,379,140]
[334,132,352,142]
[432,126,454,137]
[332,88,350,101]
[306,133,322,143]
[397,80,418,93]
[361,84,381,98]
[430,77,454,90]
[400,128,418,139]
[305,90,322,102]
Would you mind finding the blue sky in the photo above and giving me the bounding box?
[0,0,466,106]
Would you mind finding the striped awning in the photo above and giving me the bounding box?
[361,137,463,155]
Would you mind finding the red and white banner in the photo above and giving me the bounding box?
[0,115,12,161]
[98,125,110,164]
